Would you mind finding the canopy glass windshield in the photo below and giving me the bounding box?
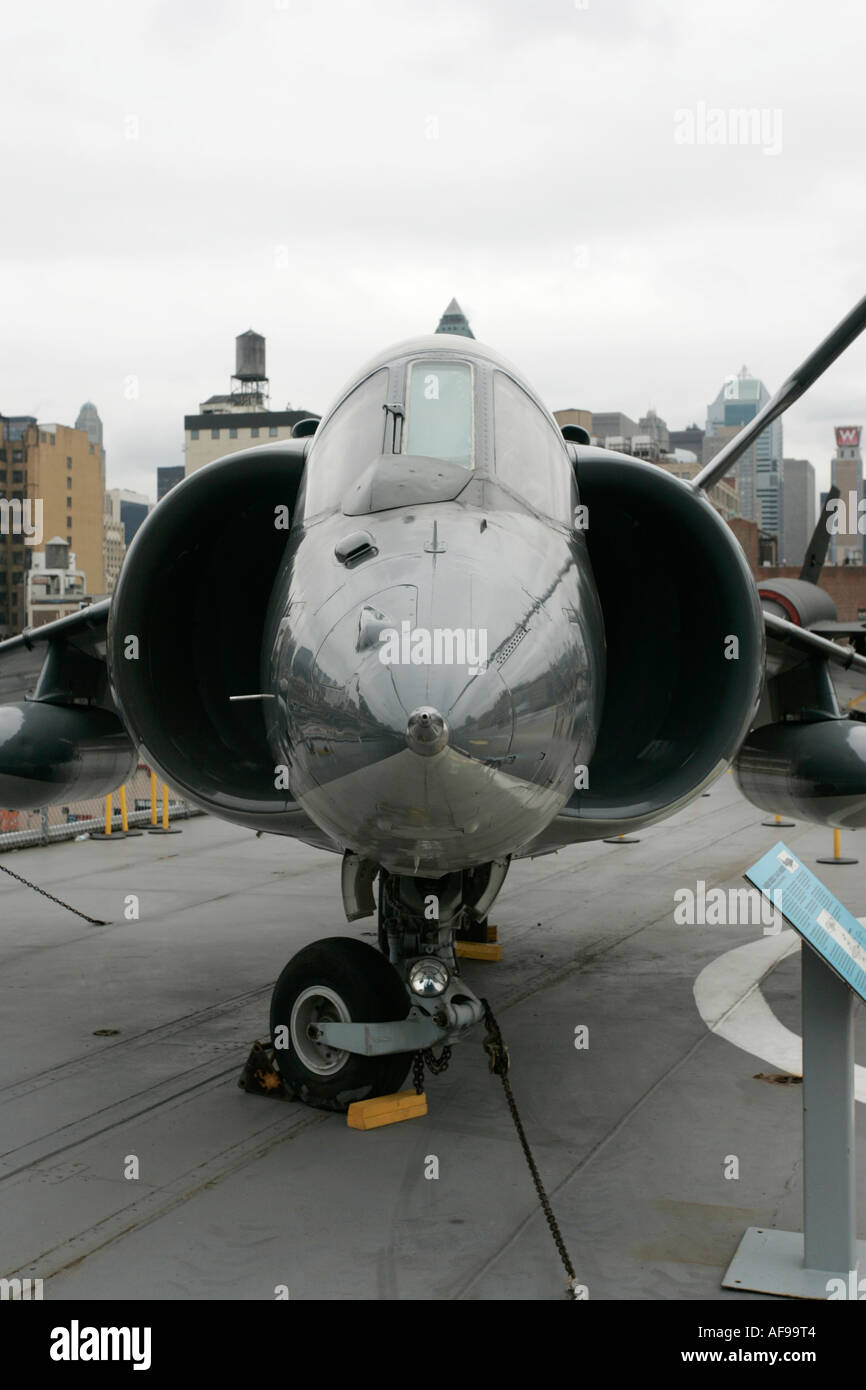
[403,360,474,468]
[302,368,388,517]
[493,371,574,523]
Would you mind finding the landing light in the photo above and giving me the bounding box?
[408,959,450,996]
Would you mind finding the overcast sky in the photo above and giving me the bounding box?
[2,0,864,500]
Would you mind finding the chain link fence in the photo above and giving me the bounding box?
[0,763,204,851]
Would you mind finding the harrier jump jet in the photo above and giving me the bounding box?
[2,295,866,1110]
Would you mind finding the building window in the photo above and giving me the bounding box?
[269,426,278,437]
[66,516,72,528]
[41,432,46,443]
[66,456,72,466]
[89,443,94,454]
[12,572,22,583]
[12,471,23,483]
[191,429,199,441]
[66,496,72,508]
[0,450,5,462]
[0,471,5,482]
[12,551,22,563]
[251,427,259,438]
[229,427,237,439]
[211,429,220,440]
[12,451,22,463]
[67,476,72,488]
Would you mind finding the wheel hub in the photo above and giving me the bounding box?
[290,985,352,1075]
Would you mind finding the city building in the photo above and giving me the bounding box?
[0,412,105,635]
[780,458,816,567]
[157,466,184,501]
[638,410,670,456]
[184,330,318,475]
[25,421,106,595]
[590,411,640,447]
[0,414,37,634]
[435,298,475,338]
[25,537,89,628]
[706,366,782,531]
[555,403,737,521]
[669,422,705,460]
[105,488,151,546]
[553,408,593,438]
[728,517,779,567]
[657,455,739,520]
[829,426,863,565]
[75,401,104,453]
[103,501,126,595]
[703,424,761,527]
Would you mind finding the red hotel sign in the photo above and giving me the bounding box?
[835,426,862,448]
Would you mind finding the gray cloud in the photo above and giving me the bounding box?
[1,0,864,498]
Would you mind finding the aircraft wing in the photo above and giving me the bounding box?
[0,600,114,706]
[763,610,866,679]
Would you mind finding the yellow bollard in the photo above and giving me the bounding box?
[90,792,120,840]
[148,779,182,834]
[119,781,143,838]
[817,826,859,866]
[763,810,795,827]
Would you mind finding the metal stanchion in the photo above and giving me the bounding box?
[817,827,859,866]
[762,811,795,828]
[723,845,866,1296]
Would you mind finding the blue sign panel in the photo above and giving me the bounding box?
[745,840,866,1002]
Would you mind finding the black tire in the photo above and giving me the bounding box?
[270,937,412,1112]
[376,870,389,956]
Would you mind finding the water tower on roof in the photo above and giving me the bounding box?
[232,329,269,408]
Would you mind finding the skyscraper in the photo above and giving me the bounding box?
[781,458,816,567]
[435,298,475,338]
[829,426,863,564]
[75,401,104,453]
[705,366,782,531]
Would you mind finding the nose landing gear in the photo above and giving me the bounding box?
[270,938,413,1111]
[268,858,510,1113]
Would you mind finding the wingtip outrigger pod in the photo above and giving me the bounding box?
[692,291,866,498]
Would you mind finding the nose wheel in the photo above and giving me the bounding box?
[270,937,413,1111]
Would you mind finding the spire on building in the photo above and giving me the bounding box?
[75,401,103,449]
[435,298,475,338]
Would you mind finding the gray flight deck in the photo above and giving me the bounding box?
[2,774,865,1301]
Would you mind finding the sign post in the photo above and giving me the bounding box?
[722,841,866,1298]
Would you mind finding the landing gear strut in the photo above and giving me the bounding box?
[269,857,510,1113]
[270,938,413,1111]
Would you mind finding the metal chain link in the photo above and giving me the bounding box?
[481,997,580,1301]
[413,1044,452,1093]
[0,860,111,925]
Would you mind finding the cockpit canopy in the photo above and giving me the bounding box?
[299,341,575,526]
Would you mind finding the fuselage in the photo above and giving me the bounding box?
[262,334,606,875]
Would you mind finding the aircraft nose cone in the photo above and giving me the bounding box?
[405,705,448,757]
